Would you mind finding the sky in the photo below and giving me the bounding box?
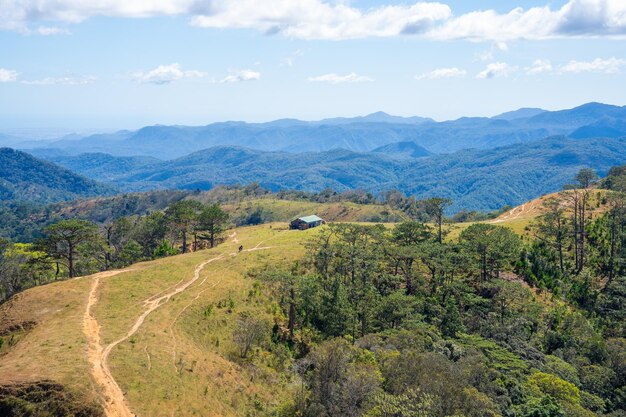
[1,0,626,131]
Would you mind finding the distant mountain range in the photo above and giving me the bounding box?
[5,102,626,211]
[15,102,626,159]
[0,148,114,204]
[36,136,626,212]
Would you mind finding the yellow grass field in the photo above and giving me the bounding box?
[0,223,322,416]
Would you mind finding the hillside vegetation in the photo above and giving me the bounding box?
[0,168,624,417]
[36,136,626,212]
[0,185,405,241]
[0,148,113,204]
[1,183,625,416]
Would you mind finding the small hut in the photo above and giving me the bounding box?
[289,215,325,230]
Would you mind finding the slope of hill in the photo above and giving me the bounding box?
[524,102,626,128]
[371,141,431,159]
[32,152,162,182]
[482,188,611,234]
[1,206,620,416]
[0,148,114,204]
[0,226,317,416]
[493,107,546,120]
[16,102,626,158]
[570,117,626,139]
[40,136,626,212]
[0,187,407,241]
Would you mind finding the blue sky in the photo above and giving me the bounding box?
[1,0,625,130]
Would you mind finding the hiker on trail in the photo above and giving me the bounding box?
[239,245,243,252]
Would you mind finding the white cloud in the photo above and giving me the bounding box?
[220,69,261,83]
[191,1,452,40]
[133,63,207,84]
[307,72,373,84]
[37,26,69,35]
[21,75,96,85]
[3,0,626,41]
[526,59,553,75]
[432,0,626,41]
[561,57,625,73]
[415,67,466,80]
[281,49,304,67]
[476,62,515,79]
[0,68,19,83]
[477,41,509,62]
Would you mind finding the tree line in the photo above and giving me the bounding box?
[0,201,229,302]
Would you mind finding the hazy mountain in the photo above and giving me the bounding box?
[17,102,626,159]
[524,102,626,128]
[0,148,114,204]
[371,141,431,159]
[40,136,626,212]
[569,117,626,139]
[318,111,434,125]
[493,107,546,120]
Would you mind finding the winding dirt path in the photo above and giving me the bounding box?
[83,256,224,417]
[83,237,274,417]
[84,271,134,417]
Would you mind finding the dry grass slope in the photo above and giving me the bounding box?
[0,223,322,416]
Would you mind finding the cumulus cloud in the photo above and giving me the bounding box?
[0,68,19,83]
[526,59,553,75]
[561,57,625,73]
[432,0,626,41]
[2,0,626,40]
[133,63,207,84]
[21,75,96,85]
[415,67,466,80]
[191,1,452,40]
[307,72,373,84]
[476,62,515,79]
[220,69,261,83]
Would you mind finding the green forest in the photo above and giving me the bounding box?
[241,168,626,417]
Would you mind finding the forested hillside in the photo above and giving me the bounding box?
[38,136,626,212]
[0,148,114,204]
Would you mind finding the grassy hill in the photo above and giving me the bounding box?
[442,188,612,240]
[486,188,611,234]
[0,224,315,416]
[222,198,408,225]
[0,187,406,241]
[1,196,623,416]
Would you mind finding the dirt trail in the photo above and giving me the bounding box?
[491,203,526,223]
[83,256,223,417]
[83,233,274,417]
[84,270,134,417]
